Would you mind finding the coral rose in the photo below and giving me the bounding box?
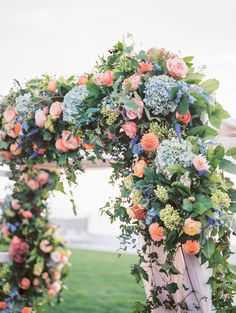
[36,171,49,186]
[0,150,11,160]
[133,160,147,178]
[48,80,57,93]
[149,223,164,242]
[102,71,113,86]
[167,57,188,79]
[40,239,53,253]
[50,101,62,120]
[126,98,144,120]
[78,75,89,85]
[138,62,153,74]
[62,130,81,150]
[122,74,142,92]
[19,278,31,290]
[10,143,22,156]
[122,121,138,138]
[0,302,7,309]
[176,111,191,124]
[35,109,46,128]
[9,236,29,263]
[83,143,95,150]
[21,307,31,313]
[27,179,40,191]
[33,278,40,287]
[8,123,22,138]
[55,139,69,153]
[183,218,201,236]
[4,106,17,123]
[141,133,159,152]
[183,240,200,255]
[11,199,21,210]
[132,204,146,220]
[126,207,137,219]
[21,211,33,219]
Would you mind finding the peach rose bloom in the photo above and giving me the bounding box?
[183,240,200,255]
[138,62,153,74]
[78,75,89,85]
[122,74,142,92]
[93,73,104,86]
[11,199,21,210]
[132,204,146,220]
[141,133,159,152]
[48,80,57,93]
[36,171,49,186]
[0,150,11,160]
[40,239,53,253]
[50,101,62,120]
[43,106,49,115]
[42,272,49,280]
[122,121,138,138]
[8,123,22,138]
[183,218,201,236]
[102,71,113,86]
[10,143,22,156]
[126,207,137,219]
[33,278,40,287]
[62,130,81,150]
[19,277,31,290]
[4,106,17,123]
[126,98,144,120]
[54,270,61,280]
[166,56,188,79]
[35,109,46,128]
[0,302,7,309]
[21,307,31,313]
[27,179,40,191]
[55,139,69,153]
[149,223,164,242]
[133,160,147,178]
[21,211,33,219]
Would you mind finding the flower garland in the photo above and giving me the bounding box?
[0,39,236,312]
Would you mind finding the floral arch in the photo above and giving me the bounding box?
[0,40,236,313]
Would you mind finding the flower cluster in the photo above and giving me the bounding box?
[159,204,181,230]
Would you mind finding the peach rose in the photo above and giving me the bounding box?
[40,239,53,253]
[0,302,7,309]
[122,74,142,92]
[4,106,17,123]
[102,71,113,86]
[183,240,200,255]
[54,270,61,280]
[42,272,49,280]
[141,133,159,152]
[21,211,33,219]
[183,218,201,236]
[50,101,62,120]
[21,307,31,313]
[33,278,40,287]
[93,73,104,86]
[133,160,147,178]
[48,80,57,93]
[126,207,137,219]
[48,282,61,297]
[7,122,22,138]
[27,179,40,191]
[78,75,89,85]
[126,98,144,120]
[138,62,153,74]
[62,130,81,150]
[35,109,46,128]
[122,121,138,138]
[132,204,146,220]
[10,143,22,156]
[149,223,164,242]
[55,139,69,153]
[167,57,188,79]
[36,171,49,186]
[19,278,31,290]
[11,199,21,210]
[176,111,191,124]
[0,150,11,160]
[50,251,61,263]
[83,143,95,150]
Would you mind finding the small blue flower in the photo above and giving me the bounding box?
[153,64,162,72]
[198,169,208,176]
[175,123,181,137]
[22,120,29,132]
[27,129,39,137]
[7,223,17,233]
[146,208,158,225]
[130,135,139,146]
[188,95,196,105]
[132,143,144,155]
[29,150,39,159]
[17,140,24,148]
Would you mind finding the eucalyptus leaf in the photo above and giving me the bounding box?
[200,79,219,94]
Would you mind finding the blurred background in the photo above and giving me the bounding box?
[0,1,236,312]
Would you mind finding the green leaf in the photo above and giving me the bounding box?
[200,79,219,94]
[172,182,191,196]
[187,125,206,137]
[219,159,236,175]
[43,130,53,141]
[194,203,208,215]
[168,164,185,174]
[166,283,178,294]
[183,198,193,212]
[194,195,212,214]
[208,103,230,128]
[183,56,194,63]
[185,72,204,84]
[168,87,179,101]
[226,147,236,160]
[86,82,101,98]
[177,95,189,115]
[214,145,225,160]
[202,238,215,259]
[204,126,218,138]
[55,181,65,194]
[144,168,156,181]
[0,141,9,149]
[123,97,139,110]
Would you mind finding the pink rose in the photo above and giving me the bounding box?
[10,143,22,156]
[93,73,104,86]
[48,80,57,93]
[33,279,40,287]
[50,251,61,263]
[166,57,188,79]
[36,171,49,186]
[42,272,49,280]
[62,130,82,150]
[78,75,89,86]
[55,139,69,153]
[102,71,113,86]
[19,278,31,290]
[122,74,142,92]
[43,107,49,115]
[48,282,61,297]
[27,179,40,191]
[4,106,17,123]
[11,199,21,210]
[9,236,29,263]
[35,109,46,128]
[126,98,144,120]
[39,239,53,253]
[122,121,138,138]
[54,270,61,280]
[50,101,62,120]
[21,211,33,219]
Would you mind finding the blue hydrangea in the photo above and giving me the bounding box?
[155,138,194,171]
[146,208,158,225]
[144,75,178,115]
[63,86,88,124]
[14,93,32,121]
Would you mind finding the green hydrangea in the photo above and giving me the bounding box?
[160,204,181,230]
[211,190,231,209]
[124,175,133,190]
[155,185,168,203]
[149,122,174,140]
[132,190,143,205]
[101,106,118,125]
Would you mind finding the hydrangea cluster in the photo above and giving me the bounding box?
[180,172,191,188]
[144,75,178,115]
[132,190,143,205]
[159,204,181,230]
[14,93,32,121]
[154,185,168,203]
[63,86,88,124]
[211,190,231,209]
[100,96,119,125]
[124,174,133,190]
[155,138,193,171]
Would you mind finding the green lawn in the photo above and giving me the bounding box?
[47,249,145,313]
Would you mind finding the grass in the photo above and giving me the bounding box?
[47,249,145,313]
